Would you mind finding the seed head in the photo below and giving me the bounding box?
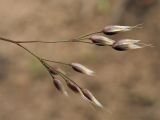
[66,80,81,93]
[81,89,103,108]
[89,35,115,46]
[53,78,68,96]
[49,66,66,75]
[102,24,142,35]
[112,39,143,51]
[49,67,59,75]
[71,63,94,76]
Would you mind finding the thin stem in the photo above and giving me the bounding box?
[46,63,81,88]
[0,36,77,81]
[0,36,55,80]
[41,61,56,79]
[0,36,92,67]
[0,37,40,59]
[11,39,94,44]
[0,35,96,45]
[73,31,102,40]
[57,70,82,90]
[42,58,71,66]
[44,63,68,82]
[44,60,83,91]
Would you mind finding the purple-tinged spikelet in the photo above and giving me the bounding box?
[71,63,94,76]
[66,80,81,93]
[112,39,143,51]
[89,35,115,46]
[81,89,103,108]
[53,78,68,96]
[102,24,143,35]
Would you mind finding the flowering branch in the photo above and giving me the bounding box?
[0,35,101,108]
[0,24,153,109]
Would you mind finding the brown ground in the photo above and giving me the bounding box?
[0,0,160,120]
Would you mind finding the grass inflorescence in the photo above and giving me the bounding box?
[0,24,153,109]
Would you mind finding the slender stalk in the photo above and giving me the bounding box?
[44,60,83,92]
[42,58,70,66]
[45,63,81,89]
[0,36,55,79]
[41,61,56,79]
[0,36,92,66]
[0,36,75,81]
[0,37,94,44]
[74,31,102,40]
[16,40,94,44]
[58,70,82,90]
[0,36,40,59]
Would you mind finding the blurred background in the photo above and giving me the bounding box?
[0,0,160,120]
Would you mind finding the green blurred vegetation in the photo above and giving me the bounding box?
[97,0,110,12]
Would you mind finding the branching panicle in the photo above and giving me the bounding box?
[0,23,153,109]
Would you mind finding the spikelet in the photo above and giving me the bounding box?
[66,80,81,93]
[112,39,143,51]
[80,89,103,108]
[49,66,66,75]
[53,78,68,96]
[102,24,143,35]
[89,35,115,46]
[70,63,94,76]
